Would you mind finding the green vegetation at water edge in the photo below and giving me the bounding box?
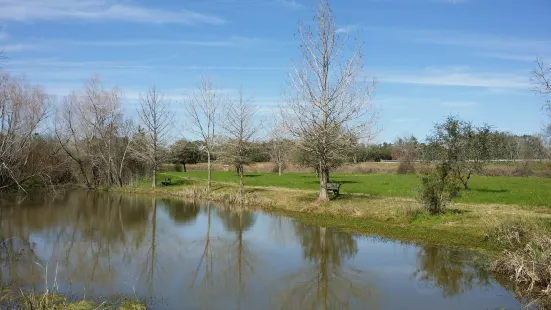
[156,171,551,207]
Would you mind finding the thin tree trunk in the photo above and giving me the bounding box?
[319,162,329,201]
[152,164,157,188]
[239,165,244,196]
[183,162,187,172]
[278,161,282,176]
[464,172,471,190]
[207,151,211,191]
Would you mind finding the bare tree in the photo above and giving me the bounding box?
[185,76,223,191]
[531,57,551,113]
[137,87,173,188]
[0,74,51,191]
[269,129,288,176]
[280,0,377,201]
[531,58,551,167]
[0,50,6,68]
[56,75,136,188]
[393,135,419,174]
[221,90,261,195]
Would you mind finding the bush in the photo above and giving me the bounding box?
[174,163,184,172]
[513,162,533,176]
[396,160,415,174]
[418,163,460,215]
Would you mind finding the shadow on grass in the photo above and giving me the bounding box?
[446,208,470,215]
[244,174,262,178]
[307,180,359,185]
[159,178,199,187]
[473,188,508,193]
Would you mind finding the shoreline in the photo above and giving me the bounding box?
[116,180,551,254]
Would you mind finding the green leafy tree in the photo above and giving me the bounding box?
[426,116,492,190]
[170,139,200,172]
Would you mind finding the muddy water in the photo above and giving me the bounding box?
[0,191,521,309]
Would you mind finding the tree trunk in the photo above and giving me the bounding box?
[152,164,157,188]
[183,162,187,172]
[278,161,282,176]
[207,151,211,191]
[239,164,244,196]
[318,162,329,201]
[464,172,471,190]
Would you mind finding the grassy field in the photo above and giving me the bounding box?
[158,170,551,208]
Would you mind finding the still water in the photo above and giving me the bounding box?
[0,191,521,309]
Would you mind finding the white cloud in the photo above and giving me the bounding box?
[274,0,303,9]
[30,35,286,49]
[60,39,234,48]
[475,52,547,63]
[412,32,551,54]
[376,96,477,109]
[8,59,284,71]
[0,25,7,40]
[0,0,225,25]
[380,67,529,88]
[1,43,35,52]
[370,26,550,62]
[336,25,358,34]
[8,59,150,68]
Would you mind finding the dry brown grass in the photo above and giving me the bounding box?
[489,220,551,304]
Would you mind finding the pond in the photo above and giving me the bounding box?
[0,191,522,309]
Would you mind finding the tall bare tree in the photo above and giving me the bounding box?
[531,58,551,164]
[56,75,135,188]
[185,76,223,191]
[280,0,377,201]
[531,57,551,112]
[0,74,51,191]
[137,87,173,188]
[221,90,261,195]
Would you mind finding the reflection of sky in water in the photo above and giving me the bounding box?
[1,191,521,310]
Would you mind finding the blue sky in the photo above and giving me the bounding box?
[0,0,550,142]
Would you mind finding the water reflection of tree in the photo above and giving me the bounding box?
[139,198,200,296]
[0,191,151,289]
[413,245,492,297]
[278,223,380,310]
[216,209,258,309]
[162,199,200,226]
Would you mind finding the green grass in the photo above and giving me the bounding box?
[158,171,551,208]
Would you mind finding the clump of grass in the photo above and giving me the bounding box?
[4,290,147,310]
[167,187,274,211]
[488,220,551,302]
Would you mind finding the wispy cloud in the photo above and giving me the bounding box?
[0,43,35,52]
[412,32,550,54]
[0,24,7,41]
[336,24,359,34]
[31,35,288,49]
[475,52,549,63]
[380,67,529,88]
[0,0,225,25]
[371,26,550,62]
[376,96,477,109]
[274,0,303,9]
[7,59,284,71]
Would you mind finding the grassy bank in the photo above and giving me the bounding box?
[0,287,146,310]
[120,171,551,253]
[158,170,551,208]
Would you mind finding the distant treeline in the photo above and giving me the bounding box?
[1,71,549,191]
